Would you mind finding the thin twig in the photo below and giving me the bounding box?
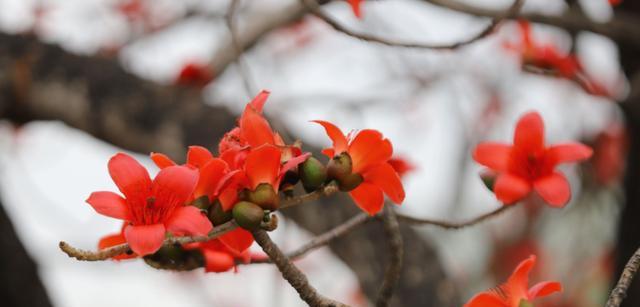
[252,229,351,307]
[376,206,403,307]
[225,0,257,97]
[397,204,511,228]
[280,183,339,209]
[300,0,524,50]
[248,212,370,264]
[606,247,640,307]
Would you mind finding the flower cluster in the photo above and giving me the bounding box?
[86,90,405,272]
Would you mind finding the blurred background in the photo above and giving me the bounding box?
[0,0,637,306]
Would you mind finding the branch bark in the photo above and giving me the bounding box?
[607,247,640,307]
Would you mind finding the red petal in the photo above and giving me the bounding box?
[506,255,536,298]
[363,163,405,204]
[151,165,199,211]
[473,142,512,172]
[124,223,166,256]
[321,148,335,158]
[514,112,545,153]
[202,249,235,273]
[349,182,384,215]
[528,281,562,299]
[546,143,593,166]
[218,228,254,253]
[187,146,213,168]
[533,172,571,207]
[348,0,363,18]
[463,292,508,307]
[108,153,152,202]
[218,186,239,211]
[165,206,212,236]
[150,152,176,169]
[249,90,270,113]
[279,153,311,179]
[239,103,275,148]
[194,158,228,199]
[494,173,531,204]
[86,191,130,220]
[244,145,281,190]
[312,120,348,154]
[349,130,393,174]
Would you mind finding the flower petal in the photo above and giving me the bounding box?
[86,191,130,220]
[279,152,311,178]
[349,129,393,174]
[312,120,348,154]
[151,165,199,210]
[533,172,571,207]
[165,206,212,237]
[150,152,176,169]
[249,90,270,113]
[218,228,254,254]
[528,281,562,300]
[321,148,335,158]
[108,153,152,202]
[187,146,213,168]
[494,173,531,205]
[194,158,228,199]
[514,112,545,153]
[349,182,384,215]
[239,103,275,148]
[348,0,363,18]
[506,255,536,298]
[363,163,405,204]
[202,249,236,273]
[463,292,508,307]
[124,224,166,256]
[244,145,281,190]
[546,143,593,166]
[473,142,512,172]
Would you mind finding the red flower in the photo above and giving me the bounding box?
[348,0,364,19]
[175,63,214,87]
[185,236,252,273]
[473,112,593,207]
[314,121,405,215]
[86,153,212,256]
[465,255,562,307]
[388,156,416,178]
[609,0,622,6]
[242,144,310,194]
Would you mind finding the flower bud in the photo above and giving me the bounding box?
[247,183,279,210]
[338,173,363,192]
[299,157,328,192]
[208,200,232,226]
[327,153,352,181]
[232,201,265,230]
[191,195,211,210]
[480,169,498,192]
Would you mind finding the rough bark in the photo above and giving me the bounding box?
[0,32,455,306]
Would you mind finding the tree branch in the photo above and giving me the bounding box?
[376,206,403,307]
[397,205,511,228]
[606,247,640,307]
[252,229,350,307]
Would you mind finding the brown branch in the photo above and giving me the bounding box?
[606,247,640,307]
[397,204,511,229]
[300,0,524,50]
[252,229,350,307]
[280,183,339,209]
[376,206,404,307]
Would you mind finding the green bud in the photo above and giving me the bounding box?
[247,183,279,210]
[232,201,265,230]
[338,173,363,192]
[208,200,232,226]
[327,153,352,181]
[191,195,211,210]
[299,157,328,192]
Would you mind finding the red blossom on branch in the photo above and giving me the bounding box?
[314,120,405,215]
[465,255,562,307]
[473,111,592,207]
[86,153,212,256]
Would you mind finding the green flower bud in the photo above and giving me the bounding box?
[208,200,232,226]
[191,195,211,210]
[327,153,352,181]
[299,157,328,192]
[247,183,279,210]
[232,201,265,230]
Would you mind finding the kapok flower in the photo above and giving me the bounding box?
[185,238,251,273]
[464,255,562,307]
[86,153,212,256]
[313,121,405,215]
[473,112,592,207]
[175,62,214,87]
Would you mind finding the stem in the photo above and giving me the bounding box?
[606,247,640,307]
[376,206,404,307]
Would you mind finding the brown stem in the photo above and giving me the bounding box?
[251,229,350,307]
[606,247,640,307]
[396,205,511,229]
[376,206,404,307]
[280,183,339,209]
[300,0,524,50]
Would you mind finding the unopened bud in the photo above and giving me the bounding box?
[232,201,265,230]
[247,183,279,210]
[208,200,232,226]
[338,173,363,192]
[299,157,328,192]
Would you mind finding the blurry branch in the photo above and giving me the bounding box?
[376,206,403,307]
[397,204,511,228]
[225,0,256,96]
[522,65,612,98]
[252,229,350,307]
[422,0,640,48]
[281,183,339,209]
[606,247,640,307]
[300,0,524,50]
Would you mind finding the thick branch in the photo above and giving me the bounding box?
[252,229,350,307]
[606,247,640,307]
[376,206,403,307]
[301,0,524,50]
